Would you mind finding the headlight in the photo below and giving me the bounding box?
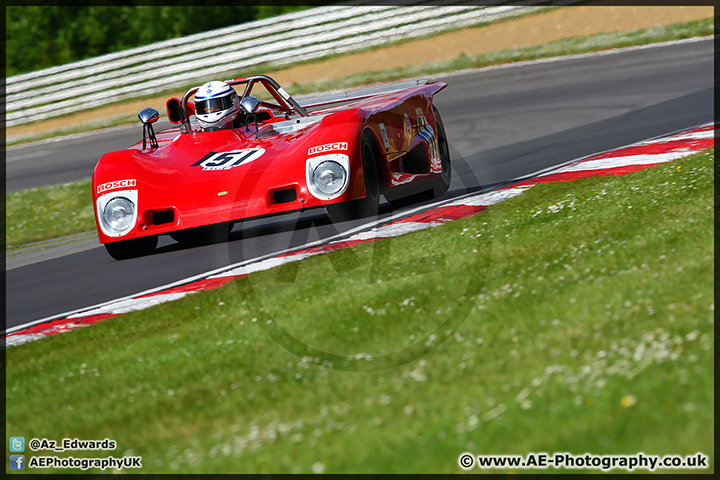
[306,154,350,200]
[102,197,135,234]
[312,161,346,197]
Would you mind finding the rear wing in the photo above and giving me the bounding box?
[298,79,431,110]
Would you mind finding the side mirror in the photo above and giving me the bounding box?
[240,96,261,115]
[138,107,159,125]
[240,96,263,136]
[138,107,159,149]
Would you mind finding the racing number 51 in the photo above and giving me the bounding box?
[192,149,263,170]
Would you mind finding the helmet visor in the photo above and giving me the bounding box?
[195,95,234,115]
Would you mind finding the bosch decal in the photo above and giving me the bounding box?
[308,142,348,156]
[97,179,137,194]
[192,148,265,171]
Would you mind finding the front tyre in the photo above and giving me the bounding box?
[104,235,158,260]
[326,132,380,222]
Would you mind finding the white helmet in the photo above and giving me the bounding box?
[194,81,240,130]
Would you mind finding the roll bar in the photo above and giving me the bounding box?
[180,75,308,131]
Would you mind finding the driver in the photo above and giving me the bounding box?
[194,81,242,131]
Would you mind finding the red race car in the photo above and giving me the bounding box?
[92,75,451,259]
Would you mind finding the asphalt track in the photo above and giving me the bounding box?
[5,38,714,329]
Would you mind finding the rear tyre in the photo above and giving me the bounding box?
[104,235,158,260]
[432,106,452,198]
[326,133,380,222]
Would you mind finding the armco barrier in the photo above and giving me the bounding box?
[5,0,562,127]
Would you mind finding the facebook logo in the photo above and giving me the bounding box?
[10,455,25,470]
[10,437,25,452]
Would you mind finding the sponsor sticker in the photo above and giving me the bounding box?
[404,113,413,140]
[379,123,390,150]
[192,148,265,171]
[277,87,291,100]
[308,142,348,156]
[415,107,424,115]
[97,179,137,195]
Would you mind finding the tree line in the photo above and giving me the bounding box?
[6,5,311,76]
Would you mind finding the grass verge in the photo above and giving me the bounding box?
[6,16,713,147]
[5,178,95,248]
[6,148,714,474]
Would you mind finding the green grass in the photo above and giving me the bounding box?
[5,178,96,248]
[6,148,714,474]
[6,16,713,147]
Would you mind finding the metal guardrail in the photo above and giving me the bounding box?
[5,0,548,127]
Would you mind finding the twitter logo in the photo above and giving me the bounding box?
[10,437,25,452]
